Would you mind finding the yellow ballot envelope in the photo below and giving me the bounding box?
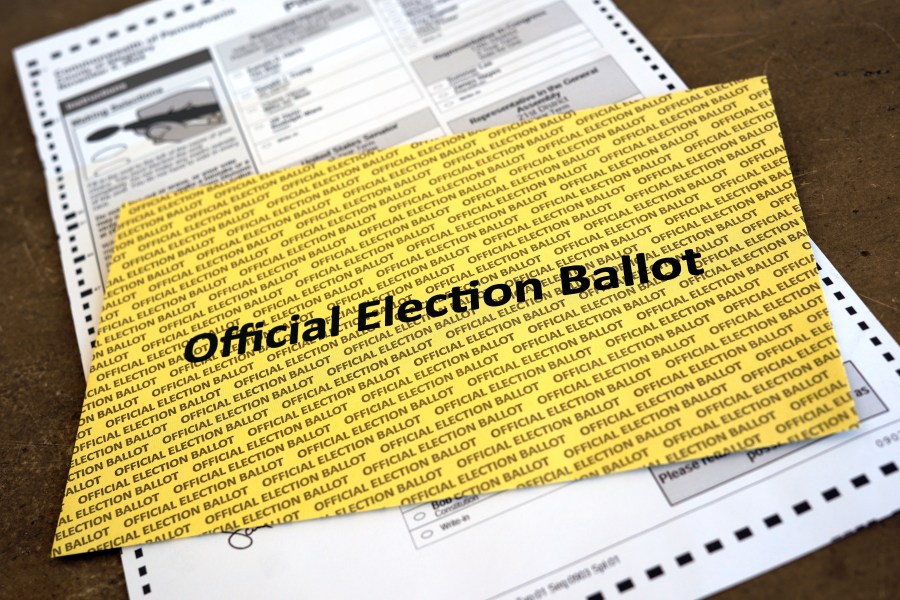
[54,77,857,556]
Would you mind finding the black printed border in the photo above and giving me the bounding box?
[121,546,152,595]
[581,254,900,598]
[584,460,900,599]
[816,262,899,378]
[26,0,216,63]
[23,48,97,346]
[594,0,678,92]
[20,0,222,352]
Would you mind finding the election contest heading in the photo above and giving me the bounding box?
[54,77,856,556]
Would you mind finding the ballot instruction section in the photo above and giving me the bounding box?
[19,0,663,379]
[54,77,856,555]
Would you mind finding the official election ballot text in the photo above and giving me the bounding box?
[184,250,706,362]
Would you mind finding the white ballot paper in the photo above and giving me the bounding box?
[13,0,900,598]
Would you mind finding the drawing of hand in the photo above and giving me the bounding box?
[134,88,225,144]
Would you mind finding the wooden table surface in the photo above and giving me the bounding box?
[1,0,897,598]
